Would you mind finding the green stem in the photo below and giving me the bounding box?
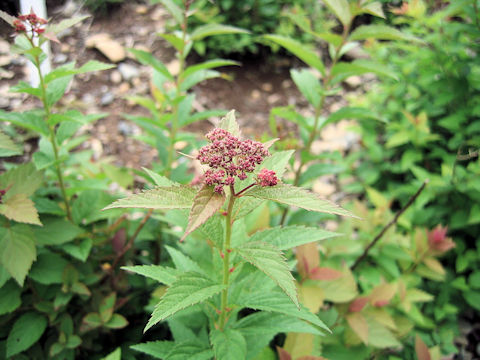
[166,1,189,176]
[218,185,236,330]
[32,43,72,221]
[279,21,352,226]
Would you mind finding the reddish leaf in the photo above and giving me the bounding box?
[369,283,396,307]
[296,243,319,280]
[349,296,369,312]
[309,267,343,281]
[181,184,225,242]
[111,228,126,254]
[298,356,329,360]
[276,346,292,360]
[415,335,431,360]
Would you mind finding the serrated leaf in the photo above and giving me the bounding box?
[158,33,185,53]
[236,241,298,308]
[235,288,330,332]
[101,348,121,360]
[263,35,325,75]
[367,318,401,348]
[198,215,224,249]
[122,265,179,286]
[103,185,195,210]
[29,251,68,285]
[0,193,41,225]
[323,0,351,26]
[145,272,225,331]
[6,312,48,357]
[165,341,214,360]
[190,24,250,41]
[248,225,339,250]
[245,184,355,217]
[0,225,36,286]
[349,25,421,42]
[231,197,265,220]
[44,60,114,83]
[0,130,22,156]
[181,184,225,242]
[34,217,82,245]
[165,246,206,275]
[0,110,49,137]
[217,110,241,137]
[0,162,43,198]
[131,341,175,359]
[210,328,247,360]
[142,167,174,187]
[234,311,324,336]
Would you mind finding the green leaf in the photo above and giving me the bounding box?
[248,225,339,250]
[0,162,43,198]
[165,341,214,360]
[263,35,325,75]
[245,184,355,217]
[361,2,385,18]
[101,348,121,360]
[182,184,225,242]
[152,0,183,24]
[62,238,93,262]
[258,150,294,179]
[131,341,175,359]
[0,110,49,136]
[165,246,206,275]
[29,251,68,285]
[122,265,179,286]
[6,312,48,357]
[100,293,116,323]
[218,110,241,137]
[349,25,421,42]
[322,0,352,26]
[158,33,186,53]
[45,63,75,107]
[331,59,398,83]
[299,163,346,185]
[105,314,128,329]
[34,218,82,245]
[44,60,114,83]
[0,130,22,156]
[367,318,401,348]
[0,280,22,315]
[234,311,324,336]
[145,272,225,331]
[128,48,173,80]
[181,59,240,80]
[236,241,299,308]
[142,167,174,187]
[290,69,323,107]
[464,291,480,311]
[46,15,89,35]
[326,106,386,126]
[0,225,36,286]
[103,185,196,210]
[235,288,329,332]
[198,215,224,249]
[0,194,41,225]
[103,163,134,189]
[190,24,250,41]
[210,328,247,360]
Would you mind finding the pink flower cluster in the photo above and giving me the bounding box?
[256,169,278,187]
[197,128,277,193]
[14,12,48,34]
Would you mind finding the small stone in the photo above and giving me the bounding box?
[0,70,14,79]
[61,44,71,53]
[0,55,12,67]
[82,93,95,106]
[282,79,291,89]
[166,59,180,76]
[135,5,148,14]
[267,94,281,105]
[118,121,134,135]
[54,53,68,64]
[261,83,273,92]
[118,82,130,94]
[100,92,115,106]
[344,76,362,88]
[251,89,261,100]
[110,70,122,84]
[0,98,10,109]
[0,40,10,54]
[86,33,125,63]
[118,63,140,82]
[152,7,168,20]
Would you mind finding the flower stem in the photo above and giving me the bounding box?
[32,43,72,221]
[218,185,236,330]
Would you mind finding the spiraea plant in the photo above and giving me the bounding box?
[104,111,354,359]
